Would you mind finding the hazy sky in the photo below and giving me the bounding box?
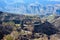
[0,0,60,14]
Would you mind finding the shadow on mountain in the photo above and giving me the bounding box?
[34,21,59,36]
[34,21,59,40]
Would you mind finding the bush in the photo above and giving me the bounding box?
[4,35,14,40]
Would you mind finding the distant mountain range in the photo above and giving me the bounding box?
[0,0,60,15]
[0,3,60,15]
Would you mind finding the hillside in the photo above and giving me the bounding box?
[0,11,60,40]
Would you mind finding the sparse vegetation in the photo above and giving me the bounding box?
[0,11,60,40]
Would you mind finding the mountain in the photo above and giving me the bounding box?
[0,1,60,15]
[0,0,60,15]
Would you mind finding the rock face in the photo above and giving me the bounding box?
[52,17,60,31]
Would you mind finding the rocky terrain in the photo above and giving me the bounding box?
[0,11,60,40]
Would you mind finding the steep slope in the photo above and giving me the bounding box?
[52,17,60,31]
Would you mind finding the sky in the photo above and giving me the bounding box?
[0,0,60,14]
